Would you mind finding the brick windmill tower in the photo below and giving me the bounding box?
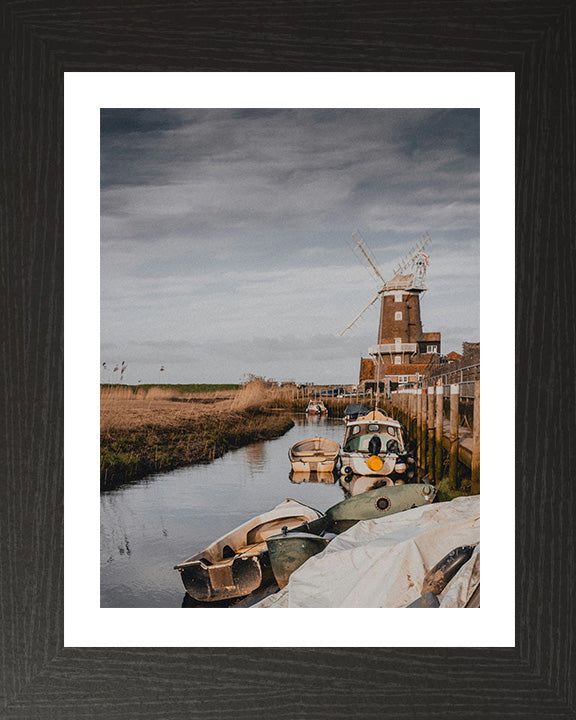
[341,232,441,391]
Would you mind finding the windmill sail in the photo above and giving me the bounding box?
[340,292,381,336]
[341,231,431,335]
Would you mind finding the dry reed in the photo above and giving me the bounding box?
[100,381,295,489]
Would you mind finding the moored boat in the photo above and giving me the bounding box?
[266,483,437,586]
[267,531,333,588]
[306,400,327,415]
[339,409,415,482]
[174,499,322,602]
[288,436,340,473]
[311,481,436,534]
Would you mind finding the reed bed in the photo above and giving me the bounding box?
[100,381,294,490]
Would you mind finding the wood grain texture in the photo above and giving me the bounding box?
[1,0,574,717]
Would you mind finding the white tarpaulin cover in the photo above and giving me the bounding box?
[254,495,480,608]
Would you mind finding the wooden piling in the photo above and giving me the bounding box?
[408,393,415,438]
[434,384,443,482]
[427,387,435,477]
[448,383,460,488]
[420,389,427,474]
[416,389,423,470]
[471,380,480,493]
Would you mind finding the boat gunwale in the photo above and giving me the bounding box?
[174,499,322,568]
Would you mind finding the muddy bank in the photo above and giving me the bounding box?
[101,409,294,490]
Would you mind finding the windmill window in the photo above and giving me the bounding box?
[394,292,403,302]
[426,345,438,353]
[394,356,401,365]
[395,311,402,321]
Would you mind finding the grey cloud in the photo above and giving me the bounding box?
[100,108,479,383]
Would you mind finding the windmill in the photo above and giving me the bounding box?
[341,231,431,346]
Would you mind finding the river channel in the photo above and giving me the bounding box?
[100,414,347,608]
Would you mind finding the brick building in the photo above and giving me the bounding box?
[358,269,441,391]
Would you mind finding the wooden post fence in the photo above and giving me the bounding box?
[448,383,460,488]
[434,384,443,482]
[427,386,435,477]
[471,380,480,493]
[416,389,423,471]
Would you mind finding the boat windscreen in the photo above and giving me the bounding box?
[343,432,401,453]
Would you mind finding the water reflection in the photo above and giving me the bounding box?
[243,442,266,470]
[289,470,337,484]
[101,414,346,608]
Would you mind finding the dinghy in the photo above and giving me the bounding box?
[288,436,340,472]
[174,499,322,602]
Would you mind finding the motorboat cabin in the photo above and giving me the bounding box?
[340,409,407,479]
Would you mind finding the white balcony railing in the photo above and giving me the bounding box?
[368,343,417,355]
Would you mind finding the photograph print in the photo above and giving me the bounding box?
[100,108,480,609]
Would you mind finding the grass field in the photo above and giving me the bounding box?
[100,382,240,395]
[100,381,294,489]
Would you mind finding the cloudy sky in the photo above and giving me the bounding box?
[100,108,479,385]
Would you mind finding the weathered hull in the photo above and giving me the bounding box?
[326,483,436,532]
[269,484,437,587]
[174,499,322,602]
[267,533,331,588]
[291,483,437,537]
[179,551,273,602]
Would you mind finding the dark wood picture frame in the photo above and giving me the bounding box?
[1,1,574,717]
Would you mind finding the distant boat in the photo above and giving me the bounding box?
[306,400,327,415]
[267,483,437,587]
[288,436,340,473]
[174,499,322,602]
[340,409,415,482]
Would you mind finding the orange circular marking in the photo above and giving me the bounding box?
[366,455,384,471]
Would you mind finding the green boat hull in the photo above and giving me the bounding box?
[326,482,436,532]
[292,483,437,536]
[268,483,437,587]
[267,533,331,588]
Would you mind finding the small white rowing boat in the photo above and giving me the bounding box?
[288,436,340,472]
